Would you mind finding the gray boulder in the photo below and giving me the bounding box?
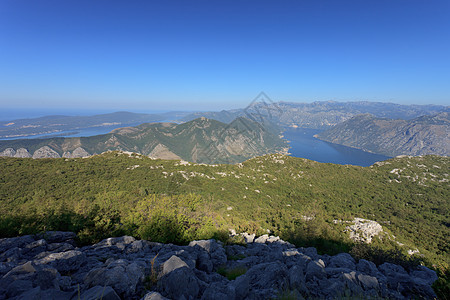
[356,258,380,277]
[201,281,236,300]
[340,271,364,296]
[84,259,144,297]
[141,291,170,300]
[288,264,308,294]
[378,262,408,277]
[158,255,199,299]
[254,234,269,244]
[245,261,288,293]
[328,253,356,269]
[5,279,33,298]
[35,250,86,273]
[16,286,75,300]
[305,259,326,282]
[231,272,250,299]
[0,232,440,300]
[241,233,255,243]
[410,265,439,285]
[357,273,379,290]
[0,235,35,255]
[189,240,226,271]
[159,255,189,277]
[79,285,121,300]
[39,231,76,244]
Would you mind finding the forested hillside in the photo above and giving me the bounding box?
[0,117,287,163]
[0,153,448,273]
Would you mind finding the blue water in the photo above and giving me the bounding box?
[283,128,391,167]
[0,109,177,122]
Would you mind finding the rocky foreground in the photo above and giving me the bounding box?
[0,232,438,300]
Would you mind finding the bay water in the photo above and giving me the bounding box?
[283,128,391,167]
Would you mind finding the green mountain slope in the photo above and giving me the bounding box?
[0,117,288,164]
[316,112,450,157]
[0,153,448,271]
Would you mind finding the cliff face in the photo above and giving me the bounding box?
[316,112,450,157]
[0,117,287,164]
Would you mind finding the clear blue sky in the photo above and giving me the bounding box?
[0,0,449,112]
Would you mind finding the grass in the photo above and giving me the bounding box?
[217,265,248,280]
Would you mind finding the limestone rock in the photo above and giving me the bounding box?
[0,232,439,300]
[189,239,227,271]
[346,218,383,243]
[80,285,121,300]
[141,291,170,300]
[14,148,32,158]
[32,146,60,159]
[62,147,90,158]
[35,250,86,273]
[84,259,144,297]
[0,148,15,157]
[158,256,199,299]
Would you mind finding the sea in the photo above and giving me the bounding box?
[0,110,391,167]
[283,128,391,167]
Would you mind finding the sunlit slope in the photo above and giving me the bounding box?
[0,153,448,267]
[0,117,287,163]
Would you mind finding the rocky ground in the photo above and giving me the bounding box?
[0,232,438,299]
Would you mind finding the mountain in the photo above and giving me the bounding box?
[0,152,448,294]
[0,111,191,139]
[182,101,447,129]
[315,111,450,157]
[2,101,445,139]
[0,117,288,164]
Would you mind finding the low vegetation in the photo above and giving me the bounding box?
[0,152,448,296]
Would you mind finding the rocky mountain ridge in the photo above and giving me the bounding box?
[182,101,447,129]
[0,232,438,300]
[316,111,450,157]
[0,117,287,164]
[2,102,445,140]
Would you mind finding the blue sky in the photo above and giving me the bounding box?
[0,0,449,112]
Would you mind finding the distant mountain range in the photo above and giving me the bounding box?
[1,100,448,160]
[316,111,450,157]
[0,111,191,139]
[0,117,287,164]
[182,101,447,129]
[1,101,446,140]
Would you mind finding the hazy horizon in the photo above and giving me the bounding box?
[1,98,448,122]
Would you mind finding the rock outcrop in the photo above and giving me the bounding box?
[62,147,90,158]
[346,218,384,243]
[0,232,438,299]
[32,146,61,159]
[0,148,31,158]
